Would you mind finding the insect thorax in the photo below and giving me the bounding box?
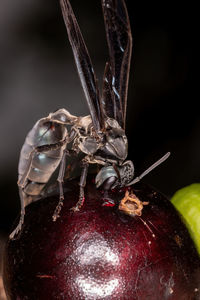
[95,118,128,162]
[72,115,98,155]
[72,117,128,165]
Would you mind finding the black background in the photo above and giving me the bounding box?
[0,0,199,235]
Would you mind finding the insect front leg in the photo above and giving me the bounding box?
[71,160,89,212]
[95,163,119,206]
[101,176,118,207]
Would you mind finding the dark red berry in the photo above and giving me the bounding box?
[3,177,200,299]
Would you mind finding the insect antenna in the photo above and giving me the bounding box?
[127,152,171,186]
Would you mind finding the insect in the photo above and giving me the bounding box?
[9,0,170,239]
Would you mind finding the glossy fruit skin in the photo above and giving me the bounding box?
[3,177,200,300]
[171,183,200,255]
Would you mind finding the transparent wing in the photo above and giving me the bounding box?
[102,0,132,129]
[60,0,104,132]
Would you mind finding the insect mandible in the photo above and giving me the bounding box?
[9,0,170,239]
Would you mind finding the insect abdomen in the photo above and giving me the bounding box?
[18,118,67,198]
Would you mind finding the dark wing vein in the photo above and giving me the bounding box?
[60,0,104,132]
[102,0,132,129]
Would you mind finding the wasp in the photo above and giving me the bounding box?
[9,0,170,239]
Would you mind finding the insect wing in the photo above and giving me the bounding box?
[102,0,132,129]
[60,0,104,132]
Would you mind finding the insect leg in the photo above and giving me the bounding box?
[18,149,36,188]
[71,161,89,212]
[10,140,67,239]
[52,150,68,221]
[52,130,78,219]
[9,188,26,239]
[10,146,42,239]
[101,176,117,207]
[18,139,67,190]
[10,149,38,239]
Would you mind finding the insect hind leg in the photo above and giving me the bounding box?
[9,188,26,240]
[9,149,37,240]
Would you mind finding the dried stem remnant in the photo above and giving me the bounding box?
[119,190,149,216]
